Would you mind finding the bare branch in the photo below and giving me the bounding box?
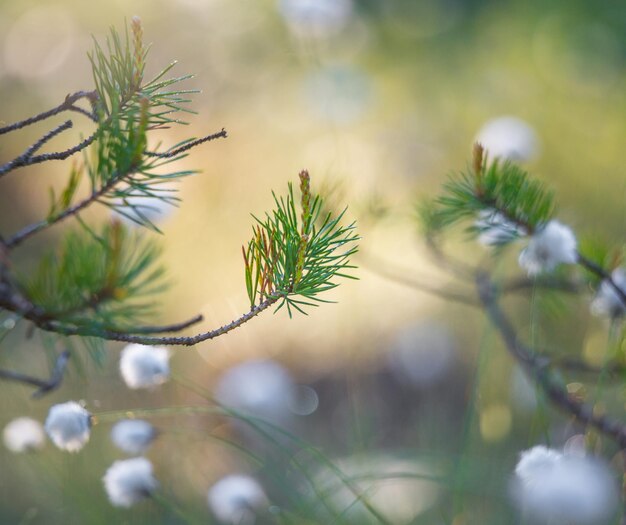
[0,350,70,398]
[0,132,97,178]
[144,128,227,158]
[36,298,278,346]
[0,281,275,346]
[0,91,97,136]
[123,314,204,334]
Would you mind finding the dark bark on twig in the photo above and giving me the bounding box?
[0,280,275,346]
[0,91,97,136]
[476,271,626,449]
[119,314,204,334]
[0,132,97,178]
[0,350,70,398]
[144,128,227,158]
[34,298,278,346]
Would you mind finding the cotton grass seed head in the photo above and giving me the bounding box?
[111,419,156,455]
[518,220,577,276]
[3,417,45,453]
[512,445,618,524]
[475,116,539,163]
[215,359,297,424]
[103,457,157,508]
[591,267,626,319]
[475,209,527,246]
[119,344,170,389]
[207,474,268,524]
[44,401,91,452]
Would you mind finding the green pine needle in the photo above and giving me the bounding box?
[243,173,359,316]
[17,222,166,331]
[427,151,555,244]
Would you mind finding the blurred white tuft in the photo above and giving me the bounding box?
[110,419,156,456]
[103,457,158,508]
[3,417,45,453]
[475,116,539,162]
[207,474,268,524]
[44,401,91,452]
[119,344,171,390]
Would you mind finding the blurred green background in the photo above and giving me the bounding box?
[0,0,625,523]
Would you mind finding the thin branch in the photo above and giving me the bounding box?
[0,350,70,398]
[0,120,76,178]
[0,282,205,338]
[0,132,98,178]
[5,172,122,249]
[498,275,581,295]
[0,131,96,177]
[35,298,278,346]
[144,128,227,158]
[122,314,204,334]
[476,271,626,449]
[0,91,97,136]
[578,252,626,307]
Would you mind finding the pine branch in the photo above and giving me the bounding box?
[0,91,97,136]
[476,271,626,449]
[5,170,122,249]
[28,298,278,346]
[243,171,359,316]
[144,128,227,158]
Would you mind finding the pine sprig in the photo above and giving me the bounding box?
[89,19,197,130]
[430,145,555,241]
[243,171,359,317]
[17,221,166,331]
[89,101,195,231]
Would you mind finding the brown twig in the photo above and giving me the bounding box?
[144,128,227,158]
[0,91,97,136]
[35,298,278,346]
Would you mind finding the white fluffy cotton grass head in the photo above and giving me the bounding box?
[207,474,268,524]
[518,220,578,276]
[475,116,539,163]
[512,445,619,524]
[119,344,170,389]
[591,267,626,319]
[111,419,156,456]
[44,401,91,452]
[103,457,158,508]
[474,209,527,247]
[3,417,45,453]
